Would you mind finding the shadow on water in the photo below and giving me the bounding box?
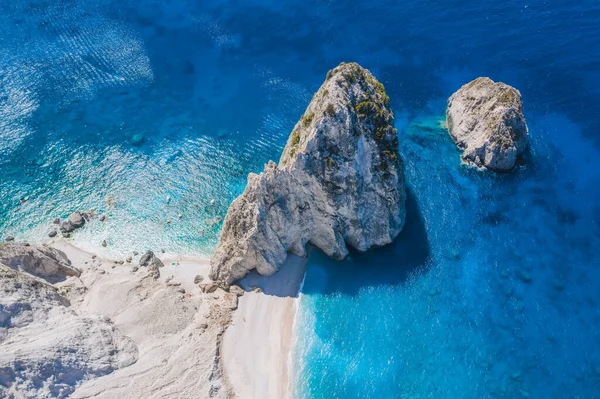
[236,188,430,298]
[301,188,431,296]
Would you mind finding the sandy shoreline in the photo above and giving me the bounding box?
[222,254,307,399]
[47,238,305,398]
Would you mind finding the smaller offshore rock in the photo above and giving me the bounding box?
[446,77,528,171]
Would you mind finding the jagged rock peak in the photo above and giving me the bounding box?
[446,77,529,171]
[210,62,406,285]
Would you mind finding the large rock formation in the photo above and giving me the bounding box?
[0,243,138,398]
[0,242,81,282]
[210,62,406,285]
[446,77,528,171]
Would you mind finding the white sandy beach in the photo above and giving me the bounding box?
[222,254,307,399]
[46,239,306,399]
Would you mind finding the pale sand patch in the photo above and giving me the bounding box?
[222,254,307,399]
[49,240,234,398]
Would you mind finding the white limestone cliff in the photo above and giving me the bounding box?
[210,62,406,285]
[446,77,529,171]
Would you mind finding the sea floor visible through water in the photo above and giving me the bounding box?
[0,0,599,398]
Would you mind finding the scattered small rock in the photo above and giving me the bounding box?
[252,286,263,293]
[199,283,219,294]
[131,266,139,273]
[99,214,106,222]
[48,231,57,238]
[4,236,15,242]
[194,275,204,284]
[139,250,164,268]
[111,265,116,269]
[176,288,186,294]
[60,221,75,233]
[98,269,106,274]
[166,195,171,204]
[102,240,108,247]
[117,261,124,265]
[53,217,61,224]
[228,285,245,297]
[133,251,139,256]
[126,256,132,263]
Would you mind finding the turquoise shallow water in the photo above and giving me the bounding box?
[1,0,599,397]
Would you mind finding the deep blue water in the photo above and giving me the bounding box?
[0,0,599,397]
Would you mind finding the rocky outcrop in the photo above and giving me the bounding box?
[139,250,164,269]
[0,246,138,398]
[0,242,80,282]
[210,62,406,285]
[446,77,528,171]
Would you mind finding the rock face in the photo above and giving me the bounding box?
[139,250,164,269]
[0,242,81,282]
[446,77,529,171]
[0,244,138,398]
[210,62,406,285]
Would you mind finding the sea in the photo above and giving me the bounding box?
[0,0,599,398]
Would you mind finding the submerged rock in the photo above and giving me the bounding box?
[139,250,164,269]
[210,62,406,285]
[446,77,528,171]
[131,133,145,146]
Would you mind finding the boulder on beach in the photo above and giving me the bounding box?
[69,211,85,228]
[446,77,529,171]
[210,62,406,285]
[139,250,164,269]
